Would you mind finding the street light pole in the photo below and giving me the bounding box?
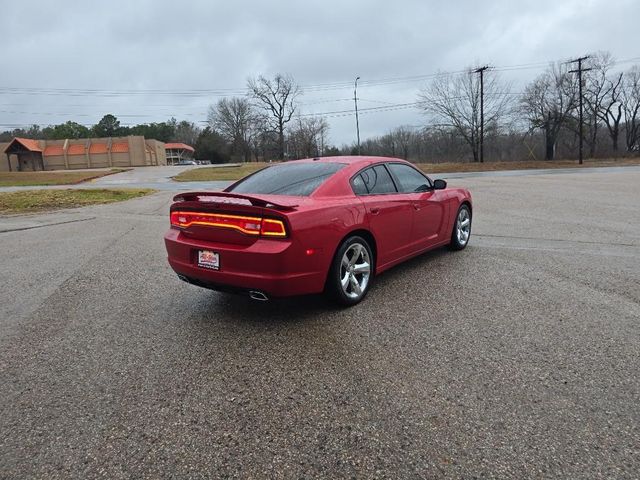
[354,76,361,155]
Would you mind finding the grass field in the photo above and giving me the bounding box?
[0,169,128,187]
[0,188,154,214]
[171,158,640,182]
[417,158,640,174]
[172,163,268,182]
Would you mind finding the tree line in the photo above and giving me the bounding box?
[366,51,640,162]
[206,74,334,161]
[0,74,334,163]
[3,52,640,163]
[0,115,200,151]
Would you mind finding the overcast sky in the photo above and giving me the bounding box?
[1,0,639,145]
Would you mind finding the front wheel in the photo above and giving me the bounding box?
[327,236,373,306]
[449,204,471,250]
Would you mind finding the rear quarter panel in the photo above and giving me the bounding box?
[287,197,367,282]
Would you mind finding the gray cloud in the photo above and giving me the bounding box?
[1,0,638,145]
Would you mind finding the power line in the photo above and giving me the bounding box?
[2,54,640,134]
[1,55,637,98]
[298,102,421,118]
[0,93,530,130]
[0,103,426,129]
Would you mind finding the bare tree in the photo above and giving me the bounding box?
[579,52,625,155]
[250,125,279,162]
[391,126,415,160]
[418,69,512,162]
[288,116,330,159]
[382,134,398,157]
[521,63,578,160]
[599,71,624,153]
[208,97,257,162]
[172,120,201,147]
[583,52,615,157]
[622,66,640,153]
[247,74,301,160]
[370,127,416,159]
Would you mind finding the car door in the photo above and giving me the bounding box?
[352,164,414,267]
[386,163,447,249]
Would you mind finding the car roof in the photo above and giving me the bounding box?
[279,156,416,198]
[286,155,406,168]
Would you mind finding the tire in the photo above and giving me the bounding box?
[449,204,472,250]
[327,236,374,306]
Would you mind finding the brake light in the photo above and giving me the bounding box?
[260,218,287,237]
[170,211,287,238]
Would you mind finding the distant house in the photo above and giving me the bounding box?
[1,136,167,171]
[165,143,195,165]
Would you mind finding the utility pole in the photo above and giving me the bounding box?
[568,56,592,165]
[474,66,490,163]
[354,76,361,155]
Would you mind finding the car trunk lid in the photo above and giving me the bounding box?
[170,191,300,245]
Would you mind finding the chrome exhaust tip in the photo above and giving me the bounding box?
[248,290,269,301]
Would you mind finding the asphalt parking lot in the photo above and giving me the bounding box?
[1,169,639,478]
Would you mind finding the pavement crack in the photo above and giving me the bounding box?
[474,233,639,248]
[0,217,96,234]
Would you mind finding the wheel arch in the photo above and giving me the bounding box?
[344,229,378,272]
[460,200,472,216]
[323,228,378,291]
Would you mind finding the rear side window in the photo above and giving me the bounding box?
[387,163,432,193]
[351,174,368,195]
[228,162,346,196]
[358,165,397,194]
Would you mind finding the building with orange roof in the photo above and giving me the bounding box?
[2,138,45,171]
[165,143,195,165]
[1,136,168,171]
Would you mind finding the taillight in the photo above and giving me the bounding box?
[260,218,287,237]
[170,211,287,238]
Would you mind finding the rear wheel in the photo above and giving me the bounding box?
[327,236,373,306]
[449,204,471,250]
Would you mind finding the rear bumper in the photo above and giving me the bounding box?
[164,229,327,297]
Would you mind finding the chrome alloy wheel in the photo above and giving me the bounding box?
[340,243,371,300]
[456,207,471,246]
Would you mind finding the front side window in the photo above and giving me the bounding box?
[228,162,346,196]
[387,163,431,193]
[358,165,397,194]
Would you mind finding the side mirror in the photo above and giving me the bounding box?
[433,179,447,190]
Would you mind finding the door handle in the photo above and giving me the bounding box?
[370,207,380,215]
[413,203,421,210]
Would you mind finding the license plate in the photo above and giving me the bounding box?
[197,250,220,270]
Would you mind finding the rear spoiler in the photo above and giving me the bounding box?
[172,191,298,211]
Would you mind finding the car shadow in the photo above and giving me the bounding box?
[182,244,469,327]
[184,288,344,327]
[371,245,461,284]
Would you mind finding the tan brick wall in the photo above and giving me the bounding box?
[45,155,66,170]
[89,153,110,168]
[2,136,171,171]
[126,136,142,166]
[0,143,11,171]
[145,139,167,166]
[111,152,132,167]
[1,153,20,172]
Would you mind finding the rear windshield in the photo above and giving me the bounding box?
[227,162,346,196]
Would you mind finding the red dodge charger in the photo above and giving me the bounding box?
[165,156,472,305]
